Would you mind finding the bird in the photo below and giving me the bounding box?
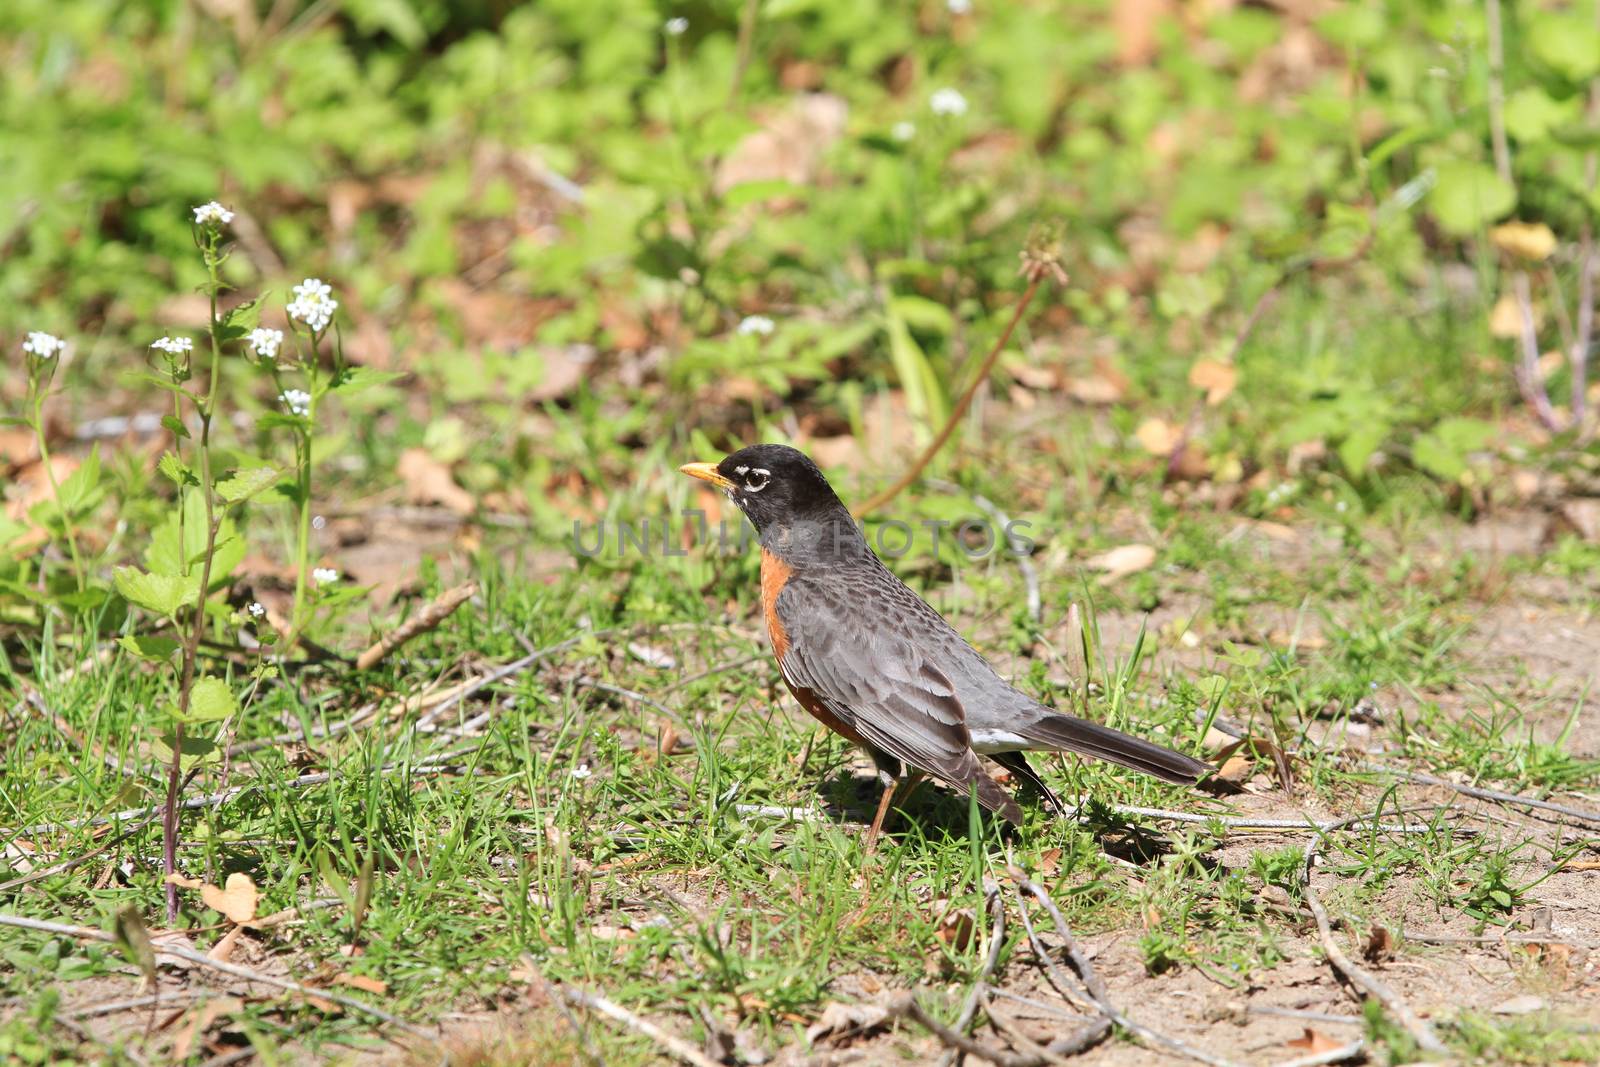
[679,443,1211,848]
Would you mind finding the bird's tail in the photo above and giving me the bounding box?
[1018,711,1210,784]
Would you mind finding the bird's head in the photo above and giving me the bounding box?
[679,443,850,542]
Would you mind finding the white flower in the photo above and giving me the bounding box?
[286,278,338,333]
[312,515,326,530]
[192,201,234,226]
[247,602,266,618]
[150,336,194,355]
[312,567,339,585]
[930,88,969,117]
[737,315,775,336]
[891,121,917,142]
[664,16,688,35]
[247,327,283,360]
[280,388,311,416]
[22,332,65,359]
[947,0,972,13]
[570,763,593,780]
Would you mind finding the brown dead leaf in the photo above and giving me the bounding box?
[169,996,244,1061]
[1490,221,1558,261]
[1489,293,1535,338]
[933,905,976,953]
[1134,417,1182,456]
[804,1001,890,1046]
[200,872,259,924]
[715,94,847,195]
[164,873,204,890]
[1363,925,1393,964]
[1113,0,1172,66]
[1086,543,1157,584]
[1286,1028,1344,1054]
[397,448,474,515]
[1216,754,1252,784]
[333,972,388,995]
[208,924,246,963]
[1188,359,1238,406]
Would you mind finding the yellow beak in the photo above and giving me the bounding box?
[678,461,735,490]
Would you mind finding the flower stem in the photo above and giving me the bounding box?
[31,394,88,593]
[165,232,228,923]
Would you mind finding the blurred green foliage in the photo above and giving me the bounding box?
[1,0,1597,502]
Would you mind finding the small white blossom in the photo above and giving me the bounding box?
[664,16,688,35]
[312,514,326,530]
[947,0,972,13]
[930,87,969,117]
[248,327,283,360]
[570,763,593,780]
[247,602,266,618]
[150,336,194,356]
[192,201,234,226]
[22,332,65,359]
[737,315,775,336]
[280,388,311,416]
[891,121,917,142]
[312,567,339,585]
[286,278,338,333]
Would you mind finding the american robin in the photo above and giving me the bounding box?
[681,443,1210,847]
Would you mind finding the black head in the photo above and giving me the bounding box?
[679,443,849,536]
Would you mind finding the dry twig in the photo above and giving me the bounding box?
[559,985,722,1067]
[355,581,477,671]
[1301,823,1449,1055]
[0,912,428,1039]
[1358,762,1600,827]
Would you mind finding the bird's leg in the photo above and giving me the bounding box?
[863,773,897,856]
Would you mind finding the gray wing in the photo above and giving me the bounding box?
[776,568,1021,821]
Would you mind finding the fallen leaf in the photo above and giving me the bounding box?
[627,641,677,669]
[1490,220,1558,261]
[1489,293,1530,338]
[1134,418,1182,456]
[333,972,388,995]
[396,448,475,516]
[1286,1027,1344,1054]
[933,906,977,952]
[164,873,204,889]
[1188,359,1238,405]
[804,1001,890,1046]
[1216,754,1252,783]
[208,924,245,963]
[169,996,244,1061]
[1363,925,1392,963]
[715,94,848,195]
[200,872,259,924]
[1085,543,1156,583]
[1492,994,1546,1015]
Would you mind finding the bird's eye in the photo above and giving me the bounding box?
[743,469,770,493]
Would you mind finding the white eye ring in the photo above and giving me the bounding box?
[743,469,770,493]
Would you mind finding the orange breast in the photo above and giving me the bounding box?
[759,548,868,748]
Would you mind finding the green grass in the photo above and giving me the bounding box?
[4,1,1600,1063]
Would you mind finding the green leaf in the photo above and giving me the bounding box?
[891,295,956,336]
[117,634,182,662]
[180,675,239,723]
[1504,88,1576,144]
[158,452,196,487]
[146,491,246,584]
[1428,161,1515,235]
[330,367,405,394]
[721,180,808,209]
[1338,424,1388,478]
[161,414,191,439]
[884,303,948,433]
[216,467,281,504]
[53,444,102,515]
[1528,12,1600,82]
[152,728,219,770]
[113,567,198,617]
